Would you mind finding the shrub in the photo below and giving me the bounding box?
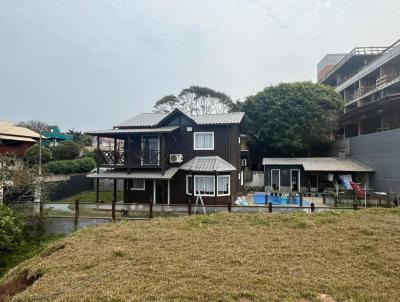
[24,144,52,166]
[0,205,24,255]
[52,141,81,161]
[44,157,96,175]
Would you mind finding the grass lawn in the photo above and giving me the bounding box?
[52,191,123,203]
[2,208,400,301]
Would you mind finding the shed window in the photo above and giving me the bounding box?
[194,132,214,150]
[130,179,145,191]
[194,175,215,196]
[217,175,230,196]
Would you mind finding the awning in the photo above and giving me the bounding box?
[87,167,179,180]
[180,156,236,172]
[262,157,374,172]
[86,126,179,136]
[0,134,36,142]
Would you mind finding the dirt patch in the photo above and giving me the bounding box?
[40,244,65,258]
[0,269,43,302]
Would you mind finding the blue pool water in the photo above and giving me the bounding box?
[253,193,311,206]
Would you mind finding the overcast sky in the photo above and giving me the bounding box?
[1,0,399,131]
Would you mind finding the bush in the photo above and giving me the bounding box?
[24,144,52,166]
[0,205,24,255]
[52,141,81,161]
[44,157,96,175]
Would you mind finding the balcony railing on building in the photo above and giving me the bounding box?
[97,149,161,168]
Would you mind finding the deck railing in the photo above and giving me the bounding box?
[98,149,160,167]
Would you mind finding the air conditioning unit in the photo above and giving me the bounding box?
[169,154,183,164]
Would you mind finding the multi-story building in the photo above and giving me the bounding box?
[87,109,245,205]
[318,38,400,192]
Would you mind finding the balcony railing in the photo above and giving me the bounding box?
[97,149,160,167]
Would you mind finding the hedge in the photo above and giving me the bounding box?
[44,157,96,175]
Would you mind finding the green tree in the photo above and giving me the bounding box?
[240,82,342,166]
[52,141,81,161]
[24,144,52,166]
[0,205,24,254]
[153,86,234,114]
[67,129,93,147]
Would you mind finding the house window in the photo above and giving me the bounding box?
[193,132,214,150]
[194,175,215,196]
[141,135,160,165]
[130,179,145,191]
[186,175,193,195]
[217,175,230,196]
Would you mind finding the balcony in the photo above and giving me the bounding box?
[97,149,161,168]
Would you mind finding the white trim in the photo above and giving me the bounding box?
[217,175,230,196]
[290,169,301,192]
[130,179,146,191]
[167,180,170,205]
[271,169,280,191]
[194,175,215,196]
[193,132,214,150]
[153,179,156,204]
[186,175,193,195]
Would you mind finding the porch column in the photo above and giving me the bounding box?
[153,179,156,204]
[214,171,218,204]
[96,136,100,203]
[167,179,170,205]
[191,172,195,204]
[113,179,117,202]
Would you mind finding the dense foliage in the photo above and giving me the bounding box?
[44,157,96,174]
[153,86,234,114]
[52,141,81,160]
[67,129,93,147]
[0,205,24,255]
[240,82,342,165]
[24,144,52,166]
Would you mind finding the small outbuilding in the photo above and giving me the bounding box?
[262,157,374,193]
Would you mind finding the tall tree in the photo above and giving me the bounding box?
[17,120,50,133]
[240,82,342,167]
[153,86,234,115]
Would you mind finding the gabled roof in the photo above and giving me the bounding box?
[0,121,41,140]
[180,156,236,172]
[116,111,244,128]
[262,157,374,172]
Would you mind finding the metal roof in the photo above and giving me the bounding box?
[0,134,36,142]
[180,156,236,172]
[0,121,41,139]
[116,111,244,128]
[86,126,179,136]
[87,167,179,180]
[262,157,374,172]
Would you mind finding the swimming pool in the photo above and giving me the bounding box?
[253,193,311,206]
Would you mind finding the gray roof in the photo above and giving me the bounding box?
[86,126,179,136]
[87,167,179,180]
[180,156,236,172]
[262,157,374,172]
[116,111,244,128]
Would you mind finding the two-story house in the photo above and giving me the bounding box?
[87,109,245,205]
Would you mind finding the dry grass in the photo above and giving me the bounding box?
[2,209,400,302]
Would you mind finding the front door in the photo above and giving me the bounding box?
[290,169,300,192]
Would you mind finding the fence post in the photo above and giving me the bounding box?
[268,202,272,213]
[112,200,116,222]
[353,202,358,210]
[265,194,268,205]
[311,202,315,213]
[188,203,192,216]
[299,193,303,207]
[149,200,153,219]
[74,199,80,229]
[227,201,231,213]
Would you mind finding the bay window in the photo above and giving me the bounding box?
[194,175,215,196]
[217,175,230,196]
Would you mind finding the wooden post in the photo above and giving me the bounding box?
[161,134,165,176]
[74,199,80,228]
[322,194,326,204]
[96,136,100,203]
[149,198,153,219]
[112,200,116,221]
[299,193,303,207]
[311,202,315,213]
[268,202,272,213]
[227,201,231,212]
[188,203,192,216]
[191,172,195,204]
[214,171,218,205]
[353,202,358,210]
[113,179,117,203]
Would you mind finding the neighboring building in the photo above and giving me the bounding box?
[318,38,400,192]
[317,53,346,82]
[87,109,245,205]
[0,121,41,166]
[92,137,116,151]
[42,126,73,146]
[263,157,373,193]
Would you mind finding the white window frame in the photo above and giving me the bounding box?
[290,169,301,192]
[130,179,146,191]
[271,169,280,191]
[186,175,193,195]
[193,132,214,150]
[194,175,215,196]
[217,175,230,196]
